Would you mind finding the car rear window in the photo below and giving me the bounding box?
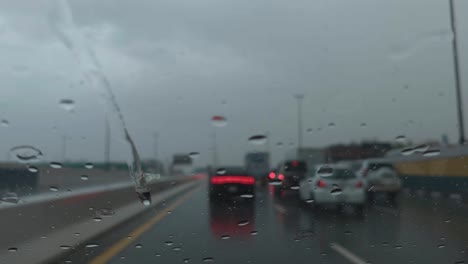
[284,160,307,172]
[329,169,357,179]
[368,163,394,171]
[216,167,248,176]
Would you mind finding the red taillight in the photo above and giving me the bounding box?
[356,181,363,188]
[278,174,285,180]
[268,172,276,179]
[292,160,299,167]
[316,180,326,188]
[211,176,255,185]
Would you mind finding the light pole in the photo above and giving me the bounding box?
[449,0,465,145]
[295,94,304,155]
[153,132,160,172]
[104,117,111,169]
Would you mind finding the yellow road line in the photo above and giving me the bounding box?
[89,188,198,264]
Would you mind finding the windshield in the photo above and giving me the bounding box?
[1,1,468,264]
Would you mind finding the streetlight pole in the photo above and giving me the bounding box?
[449,0,465,145]
[295,94,304,155]
[153,132,159,172]
[104,117,111,169]
[212,128,218,167]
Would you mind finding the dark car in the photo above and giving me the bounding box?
[209,166,255,201]
[275,160,307,190]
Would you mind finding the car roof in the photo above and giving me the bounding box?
[314,163,352,170]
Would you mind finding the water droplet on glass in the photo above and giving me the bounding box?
[49,186,59,192]
[9,145,43,163]
[7,247,18,252]
[360,122,367,127]
[328,122,336,128]
[84,163,94,169]
[423,149,440,157]
[221,235,230,240]
[135,244,143,249]
[250,231,259,236]
[27,165,39,173]
[202,257,214,262]
[216,168,226,175]
[1,119,9,127]
[401,148,414,156]
[74,233,80,236]
[306,128,313,133]
[290,186,300,190]
[80,175,89,181]
[173,247,182,251]
[60,245,71,250]
[1,192,19,203]
[317,166,333,177]
[59,99,75,112]
[120,256,126,260]
[188,152,200,159]
[413,144,429,153]
[240,194,254,198]
[96,208,115,217]
[395,135,407,143]
[85,243,99,248]
[211,116,227,127]
[248,135,267,145]
[344,231,352,235]
[330,188,343,195]
[238,220,249,226]
[165,241,174,246]
[394,245,403,249]
[65,260,72,263]
[142,199,151,206]
[183,258,190,263]
[276,142,284,147]
[306,199,314,203]
[93,217,102,222]
[268,181,282,186]
[437,244,445,249]
[382,242,389,246]
[49,162,62,169]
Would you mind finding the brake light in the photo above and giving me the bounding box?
[269,172,276,179]
[356,181,363,188]
[211,176,255,185]
[316,180,326,188]
[278,174,285,180]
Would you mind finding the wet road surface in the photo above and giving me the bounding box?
[62,181,468,264]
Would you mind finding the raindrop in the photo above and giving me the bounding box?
[306,199,314,203]
[202,257,214,262]
[85,243,99,248]
[173,247,182,251]
[240,194,254,198]
[59,99,75,112]
[394,245,403,250]
[183,259,190,263]
[74,233,80,236]
[248,135,267,145]
[344,231,352,235]
[238,220,249,226]
[221,235,230,240]
[401,148,414,156]
[306,128,313,133]
[167,211,172,214]
[80,175,89,181]
[27,165,39,173]
[84,163,94,169]
[49,162,63,169]
[65,260,72,263]
[7,247,18,252]
[330,188,343,195]
[96,208,115,217]
[360,122,367,127]
[276,142,284,147]
[437,244,445,249]
[423,149,440,157]
[216,168,226,175]
[1,192,19,204]
[211,116,227,127]
[328,122,336,128]
[142,199,151,206]
[60,245,71,250]
[93,217,102,222]
[290,186,300,190]
[188,152,200,159]
[413,144,429,153]
[382,242,389,246]
[135,244,143,249]
[250,231,259,236]
[155,253,161,257]
[165,241,174,246]
[49,186,59,192]
[268,181,282,186]
[1,119,9,127]
[444,219,451,223]
[395,135,407,143]
[120,256,126,260]
[9,145,43,163]
[317,166,333,177]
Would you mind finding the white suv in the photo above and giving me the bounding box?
[356,159,401,201]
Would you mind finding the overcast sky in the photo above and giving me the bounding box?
[0,0,467,166]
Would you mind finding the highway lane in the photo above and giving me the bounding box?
[62,181,468,264]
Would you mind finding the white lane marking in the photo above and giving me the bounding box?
[374,205,399,215]
[330,242,367,264]
[275,204,287,214]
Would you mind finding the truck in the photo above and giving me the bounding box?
[245,152,270,184]
[170,154,193,176]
